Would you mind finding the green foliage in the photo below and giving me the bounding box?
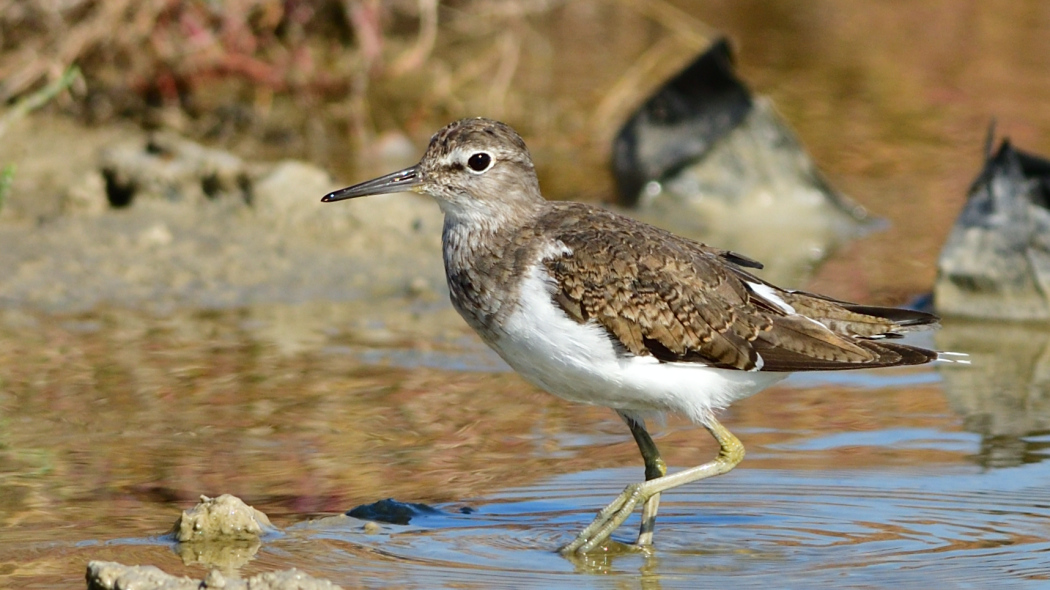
[0,164,13,212]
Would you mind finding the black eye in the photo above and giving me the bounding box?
[467,152,492,172]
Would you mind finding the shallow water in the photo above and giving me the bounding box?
[3,1,1050,588]
[3,305,1050,588]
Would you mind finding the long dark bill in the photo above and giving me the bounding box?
[321,165,421,202]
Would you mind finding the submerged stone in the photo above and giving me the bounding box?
[346,498,442,525]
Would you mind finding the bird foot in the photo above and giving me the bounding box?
[559,481,653,555]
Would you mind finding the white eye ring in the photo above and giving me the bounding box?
[466,152,493,174]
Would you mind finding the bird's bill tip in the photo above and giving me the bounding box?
[321,165,422,202]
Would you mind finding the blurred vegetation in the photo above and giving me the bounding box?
[0,1,558,150]
[0,0,726,197]
[1,1,425,131]
[0,64,82,211]
[0,1,718,175]
[0,164,12,211]
[0,65,82,136]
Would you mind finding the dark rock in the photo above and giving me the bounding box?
[613,38,753,205]
[935,135,1050,319]
[611,38,870,286]
[346,498,441,525]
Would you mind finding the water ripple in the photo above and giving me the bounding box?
[292,464,1050,588]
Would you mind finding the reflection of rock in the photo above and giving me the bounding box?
[612,39,870,286]
[176,538,262,572]
[936,319,1050,467]
[86,561,342,590]
[935,136,1050,320]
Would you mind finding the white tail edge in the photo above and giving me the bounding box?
[935,351,971,365]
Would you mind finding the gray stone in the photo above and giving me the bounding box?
[935,138,1050,320]
[612,39,871,286]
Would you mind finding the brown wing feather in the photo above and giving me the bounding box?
[540,205,766,370]
[537,203,938,373]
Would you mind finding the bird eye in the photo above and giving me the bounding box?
[467,152,492,173]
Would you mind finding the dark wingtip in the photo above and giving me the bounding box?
[844,304,940,328]
[721,250,764,270]
[869,340,941,367]
[712,247,763,269]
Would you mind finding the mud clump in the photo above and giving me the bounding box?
[97,132,254,209]
[86,561,342,590]
[174,494,276,543]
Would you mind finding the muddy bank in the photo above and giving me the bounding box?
[0,115,446,313]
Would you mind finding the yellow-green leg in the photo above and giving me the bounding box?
[559,416,745,555]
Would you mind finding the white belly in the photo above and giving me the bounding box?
[483,263,786,425]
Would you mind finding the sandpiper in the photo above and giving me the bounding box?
[322,117,947,555]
